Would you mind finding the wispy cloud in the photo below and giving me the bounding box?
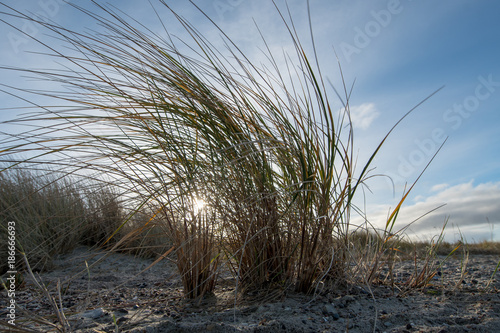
[363,181,500,242]
[430,183,450,192]
[349,103,379,130]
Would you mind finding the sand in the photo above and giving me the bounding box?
[2,246,499,332]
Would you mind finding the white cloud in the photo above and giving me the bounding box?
[349,103,379,130]
[430,183,449,192]
[359,181,500,242]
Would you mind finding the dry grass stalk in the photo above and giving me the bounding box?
[22,254,70,332]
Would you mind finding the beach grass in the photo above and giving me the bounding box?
[0,1,497,307]
[0,167,123,273]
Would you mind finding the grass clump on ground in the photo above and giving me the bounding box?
[0,1,473,302]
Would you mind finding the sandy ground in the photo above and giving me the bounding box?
[2,246,499,332]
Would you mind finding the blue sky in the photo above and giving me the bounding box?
[1,0,499,242]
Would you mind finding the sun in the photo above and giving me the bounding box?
[193,198,206,214]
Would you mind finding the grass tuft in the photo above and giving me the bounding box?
[1,1,489,303]
[0,167,123,273]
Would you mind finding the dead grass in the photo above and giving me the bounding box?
[0,167,124,273]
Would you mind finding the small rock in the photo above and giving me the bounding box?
[322,304,335,314]
[321,304,341,320]
[81,308,105,319]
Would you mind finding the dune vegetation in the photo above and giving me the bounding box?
[1,2,497,314]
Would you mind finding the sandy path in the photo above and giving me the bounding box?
[2,246,499,332]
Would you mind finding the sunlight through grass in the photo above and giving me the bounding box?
[0,1,447,300]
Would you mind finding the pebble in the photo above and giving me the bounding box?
[81,308,105,319]
[322,304,340,320]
